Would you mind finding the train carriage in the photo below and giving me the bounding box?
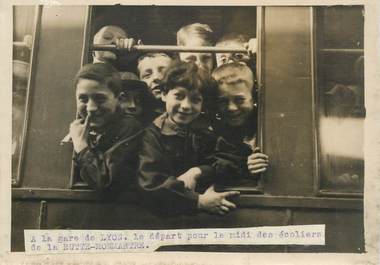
[11,5,365,252]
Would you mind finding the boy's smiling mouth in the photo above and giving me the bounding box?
[177,111,194,116]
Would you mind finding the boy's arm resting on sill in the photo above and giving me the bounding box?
[137,127,200,215]
[75,130,143,193]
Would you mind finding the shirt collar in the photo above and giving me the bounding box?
[153,113,189,137]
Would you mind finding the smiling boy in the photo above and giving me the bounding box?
[138,61,239,216]
[70,63,142,197]
[211,62,268,188]
[119,72,157,125]
[137,53,173,100]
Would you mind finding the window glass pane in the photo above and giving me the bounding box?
[12,6,36,185]
[316,6,364,193]
[319,6,364,49]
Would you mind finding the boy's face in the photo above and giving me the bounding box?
[162,86,203,126]
[76,79,119,129]
[119,90,143,117]
[93,26,127,63]
[216,40,250,67]
[179,38,214,74]
[138,55,172,100]
[217,82,254,127]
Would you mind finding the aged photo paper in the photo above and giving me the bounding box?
[1,0,380,264]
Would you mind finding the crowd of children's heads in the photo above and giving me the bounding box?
[69,22,265,215]
[85,22,258,128]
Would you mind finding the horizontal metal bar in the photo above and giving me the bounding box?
[91,44,247,53]
[13,41,31,49]
[319,48,364,54]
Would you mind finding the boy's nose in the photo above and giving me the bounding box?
[86,99,98,112]
[127,99,136,109]
[227,102,238,112]
[180,98,191,110]
[154,71,164,82]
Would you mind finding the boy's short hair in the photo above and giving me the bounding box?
[176,23,215,46]
[136,53,173,74]
[74,63,122,96]
[216,33,249,46]
[163,61,217,103]
[212,62,254,92]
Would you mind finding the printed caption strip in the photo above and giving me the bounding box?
[25,225,325,254]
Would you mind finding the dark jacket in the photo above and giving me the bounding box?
[74,114,143,198]
[137,113,216,215]
[212,116,259,190]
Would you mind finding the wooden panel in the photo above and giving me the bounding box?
[261,7,315,196]
[12,200,363,252]
[44,201,287,229]
[289,209,364,252]
[21,6,87,188]
[12,188,363,210]
[44,202,288,252]
[11,201,41,251]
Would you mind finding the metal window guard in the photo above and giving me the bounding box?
[91,44,248,53]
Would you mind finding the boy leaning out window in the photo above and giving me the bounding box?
[137,61,239,216]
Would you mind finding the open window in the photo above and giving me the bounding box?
[70,5,260,191]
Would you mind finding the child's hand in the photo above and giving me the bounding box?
[243,38,258,56]
[178,167,202,191]
[247,147,269,175]
[69,114,91,153]
[116,38,142,51]
[197,185,239,215]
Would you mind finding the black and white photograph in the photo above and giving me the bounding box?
[5,2,380,263]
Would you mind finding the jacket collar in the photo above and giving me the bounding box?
[153,113,190,137]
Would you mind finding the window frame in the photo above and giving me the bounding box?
[312,6,364,198]
[12,6,43,187]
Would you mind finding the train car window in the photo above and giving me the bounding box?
[12,6,39,186]
[315,6,364,195]
[70,6,259,190]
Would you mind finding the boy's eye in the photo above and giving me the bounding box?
[191,96,203,104]
[217,98,228,107]
[184,55,196,63]
[201,54,212,62]
[93,94,107,104]
[102,32,114,41]
[78,95,88,103]
[119,94,127,101]
[174,92,185,100]
[234,96,246,105]
[234,53,245,60]
[158,66,168,73]
[141,73,151,79]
